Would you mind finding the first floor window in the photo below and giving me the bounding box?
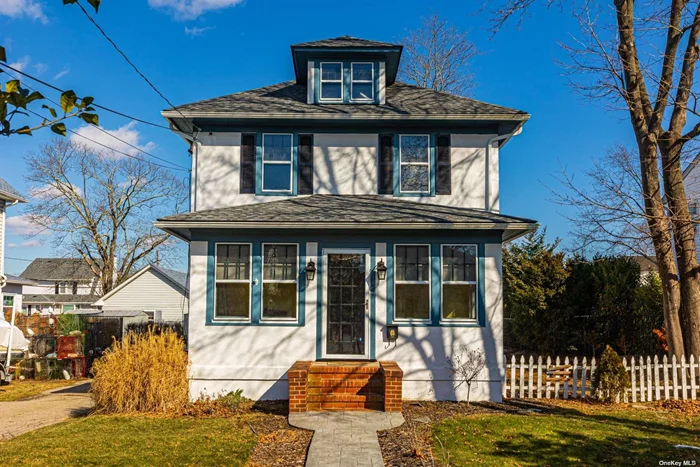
[394,245,430,320]
[262,134,293,192]
[215,243,251,319]
[399,135,430,193]
[262,244,298,320]
[441,245,477,320]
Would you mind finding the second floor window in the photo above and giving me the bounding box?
[399,135,431,194]
[262,134,293,192]
[320,62,343,101]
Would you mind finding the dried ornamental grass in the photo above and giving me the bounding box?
[90,329,189,414]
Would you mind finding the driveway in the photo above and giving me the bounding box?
[0,382,93,440]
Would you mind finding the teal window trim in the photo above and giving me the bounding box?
[256,132,298,196]
[314,61,380,104]
[439,244,480,324]
[212,242,253,323]
[260,242,300,323]
[205,240,306,326]
[386,241,487,327]
[392,243,432,324]
[393,133,437,197]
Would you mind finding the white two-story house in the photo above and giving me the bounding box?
[156,36,537,409]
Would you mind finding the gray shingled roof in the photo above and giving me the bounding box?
[20,258,97,281]
[166,81,527,118]
[157,195,536,226]
[292,36,399,48]
[0,178,27,203]
[23,294,101,304]
[151,264,188,291]
[5,274,38,286]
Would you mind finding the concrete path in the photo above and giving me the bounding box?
[289,411,404,467]
[0,382,92,440]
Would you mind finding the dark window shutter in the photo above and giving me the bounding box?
[240,133,256,194]
[298,134,314,195]
[55,283,59,294]
[72,282,78,294]
[378,134,394,194]
[436,134,451,195]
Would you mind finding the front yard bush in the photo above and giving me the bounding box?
[91,329,189,413]
[592,345,630,402]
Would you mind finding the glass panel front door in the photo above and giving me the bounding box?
[326,253,366,356]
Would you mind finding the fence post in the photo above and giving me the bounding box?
[537,356,543,399]
[510,355,516,399]
[631,356,637,403]
[654,355,660,402]
[563,356,570,400]
[639,355,646,402]
[519,355,525,399]
[690,355,697,401]
[572,356,579,399]
[646,356,653,401]
[590,357,597,399]
[663,354,670,400]
[503,359,507,399]
[554,356,561,399]
[581,356,588,399]
[528,355,534,399]
[681,355,688,400]
[672,355,679,400]
[545,356,552,399]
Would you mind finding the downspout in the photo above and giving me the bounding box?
[486,126,523,212]
[3,199,20,374]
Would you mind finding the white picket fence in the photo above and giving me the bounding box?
[503,354,700,401]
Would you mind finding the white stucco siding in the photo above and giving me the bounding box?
[23,280,98,296]
[446,134,499,211]
[313,134,378,194]
[99,269,188,323]
[374,242,504,401]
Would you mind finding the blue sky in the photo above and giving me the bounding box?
[0,0,636,275]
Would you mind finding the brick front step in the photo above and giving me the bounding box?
[288,360,403,413]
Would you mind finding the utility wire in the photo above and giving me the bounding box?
[4,67,189,171]
[25,108,189,172]
[4,257,34,262]
[75,1,199,135]
[0,62,173,131]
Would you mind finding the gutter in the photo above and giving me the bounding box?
[161,111,531,121]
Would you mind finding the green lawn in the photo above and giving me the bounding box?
[432,403,700,466]
[0,379,79,401]
[0,415,256,466]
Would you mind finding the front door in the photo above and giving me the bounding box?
[322,249,370,359]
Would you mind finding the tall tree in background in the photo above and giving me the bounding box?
[398,14,479,96]
[23,139,187,294]
[486,0,700,357]
[553,144,684,357]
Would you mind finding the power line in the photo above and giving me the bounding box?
[75,1,199,135]
[4,257,34,262]
[25,108,189,171]
[3,67,189,171]
[0,62,173,131]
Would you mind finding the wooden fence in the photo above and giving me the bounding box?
[503,354,700,401]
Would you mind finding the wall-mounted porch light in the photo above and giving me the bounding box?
[376,259,387,281]
[305,260,316,281]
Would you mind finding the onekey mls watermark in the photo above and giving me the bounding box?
[659,461,697,466]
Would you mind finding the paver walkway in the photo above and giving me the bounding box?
[289,411,404,467]
[0,382,92,440]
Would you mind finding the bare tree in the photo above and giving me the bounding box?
[447,347,486,405]
[23,138,188,294]
[398,14,479,96]
[484,0,700,357]
[553,145,685,357]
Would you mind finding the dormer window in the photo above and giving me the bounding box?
[351,63,374,101]
[320,63,343,101]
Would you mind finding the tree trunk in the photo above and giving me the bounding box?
[659,139,700,356]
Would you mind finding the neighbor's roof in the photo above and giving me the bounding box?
[93,263,188,307]
[22,294,101,304]
[628,255,658,273]
[4,274,38,286]
[20,258,97,281]
[152,265,188,291]
[164,81,528,120]
[0,178,27,203]
[292,36,399,48]
[156,195,538,242]
[70,309,148,318]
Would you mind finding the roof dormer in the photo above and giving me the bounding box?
[291,36,403,105]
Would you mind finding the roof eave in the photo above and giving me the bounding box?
[161,110,530,121]
[0,190,27,204]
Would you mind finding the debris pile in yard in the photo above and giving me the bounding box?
[659,399,700,416]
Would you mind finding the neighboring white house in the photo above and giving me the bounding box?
[2,274,38,314]
[0,178,27,317]
[156,36,537,403]
[20,258,101,314]
[92,264,189,324]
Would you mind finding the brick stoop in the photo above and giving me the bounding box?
[287,360,403,413]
